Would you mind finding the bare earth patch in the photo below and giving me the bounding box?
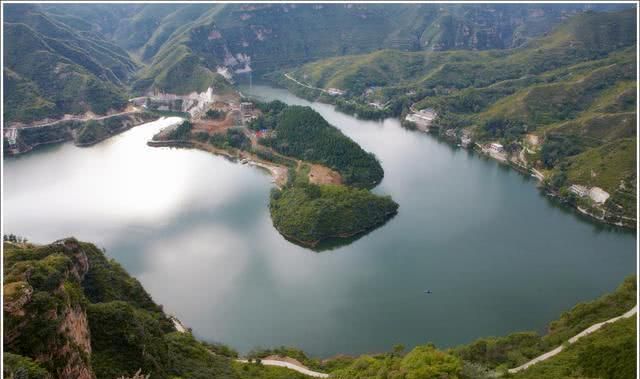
[193,111,237,134]
[308,164,342,185]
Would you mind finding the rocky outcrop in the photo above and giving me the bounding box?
[3,238,96,379]
[57,305,94,379]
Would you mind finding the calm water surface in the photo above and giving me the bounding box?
[3,87,636,357]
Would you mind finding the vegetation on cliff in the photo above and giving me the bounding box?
[2,239,309,379]
[2,238,636,379]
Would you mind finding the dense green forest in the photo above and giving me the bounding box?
[258,103,384,188]
[3,5,135,123]
[270,183,398,247]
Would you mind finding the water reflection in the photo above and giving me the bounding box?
[3,88,636,358]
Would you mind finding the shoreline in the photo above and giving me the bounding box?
[147,139,289,188]
[269,78,635,230]
[273,208,399,249]
[5,112,154,157]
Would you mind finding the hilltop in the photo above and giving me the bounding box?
[4,2,630,109]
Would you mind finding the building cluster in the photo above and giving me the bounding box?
[129,87,217,119]
[480,141,507,162]
[326,88,345,96]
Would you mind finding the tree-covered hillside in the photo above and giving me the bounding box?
[259,104,384,188]
[6,3,628,97]
[3,5,137,123]
[270,183,398,248]
[277,8,638,227]
[2,238,313,379]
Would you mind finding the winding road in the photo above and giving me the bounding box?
[508,305,638,374]
[12,109,141,129]
[236,359,329,378]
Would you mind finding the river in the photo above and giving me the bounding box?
[3,86,636,357]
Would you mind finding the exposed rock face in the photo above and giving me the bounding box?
[4,238,96,379]
[3,282,33,316]
[57,305,94,379]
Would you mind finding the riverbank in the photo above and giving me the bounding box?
[4,111,157,156]
[265,76,635,230]
[147,139,289,187]
[467,140,636,230]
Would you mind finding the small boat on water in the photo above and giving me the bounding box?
[424,290,432,294]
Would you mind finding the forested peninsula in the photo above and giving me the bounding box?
[150,101,398,248]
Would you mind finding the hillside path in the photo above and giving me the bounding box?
[284,73,329,94]
[236,359,329,378]
[508,305,637,374]
[14,109,140,129]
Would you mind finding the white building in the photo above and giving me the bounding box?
[4,128,18,145]
[326,88,345,96]
[489,143,504,152]
[569,184,589,197]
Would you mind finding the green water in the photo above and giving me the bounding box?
[3,87,636,357]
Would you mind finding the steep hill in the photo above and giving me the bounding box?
[3,3,632,102]
[3,5,137,123]
[2,238,311,379]
[276,9,637,227]
[133,3,630,93]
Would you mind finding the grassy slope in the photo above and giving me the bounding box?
[280,9,637,223]
[450,275,637,371]
[512,317,636,379]
[129,4,620,94]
